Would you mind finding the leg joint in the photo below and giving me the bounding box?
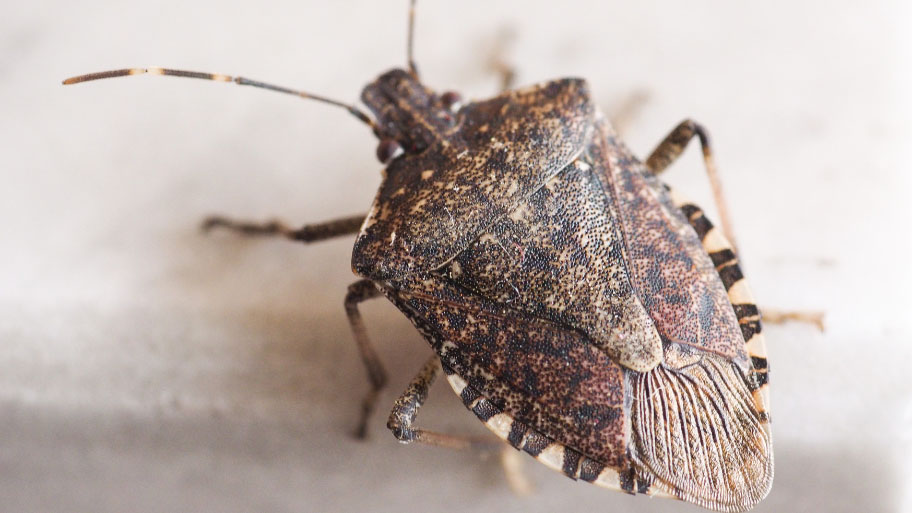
[345,279,380,310]
[678,119,711,154]
[387,415,417,443]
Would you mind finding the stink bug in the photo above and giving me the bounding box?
[64,1,773,511]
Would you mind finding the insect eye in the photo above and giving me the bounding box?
[440,91,463,112]
[376,138,404,164]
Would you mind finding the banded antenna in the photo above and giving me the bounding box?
[62,67,377,130]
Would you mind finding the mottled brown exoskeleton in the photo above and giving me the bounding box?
[64,2,774,511]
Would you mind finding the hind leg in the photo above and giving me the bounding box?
[760,308,825,331]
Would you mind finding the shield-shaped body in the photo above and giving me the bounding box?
[353,72,772,513]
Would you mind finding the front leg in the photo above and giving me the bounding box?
[202,213,365,243]
[344,279,389,439]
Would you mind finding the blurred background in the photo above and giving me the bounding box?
[1,1,910,511]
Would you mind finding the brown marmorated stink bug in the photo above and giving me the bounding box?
[64,2,778,511]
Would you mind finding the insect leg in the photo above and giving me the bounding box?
[344,279,390,438]
[499,446,534,495]
[644,120,737,250]
[202,214,364,243]
[759,308,825,331]
[609,90,650,137]
[387,355,497,449]
[488,27,517,92]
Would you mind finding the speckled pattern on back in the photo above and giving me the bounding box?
[353,73,594,281]
[356,72,772,512]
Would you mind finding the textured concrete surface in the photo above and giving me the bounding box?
[2,1,910,512]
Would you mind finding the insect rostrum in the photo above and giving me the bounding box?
[64,3,772,512]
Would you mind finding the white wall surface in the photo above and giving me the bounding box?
[2,1,910,512]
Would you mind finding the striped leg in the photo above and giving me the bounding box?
[645,120,737,250]
[345,280,390,439]
[202,213,365,243]
[387,355,496,449]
